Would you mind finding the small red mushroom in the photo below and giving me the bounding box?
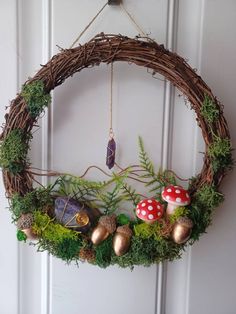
[136,199,163,223]
[162,185,190,215]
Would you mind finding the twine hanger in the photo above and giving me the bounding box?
[70,1,147,49]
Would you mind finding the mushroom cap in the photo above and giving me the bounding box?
[162,185,190,206]
[99,214,116,234]
[17,213,34,230]
[116,225,133,237]
[136,199,164,222]
[176,216,193,228]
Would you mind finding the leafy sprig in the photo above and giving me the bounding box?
[96,174,126,214]
[138,136,176,197]
[120,182,141,207]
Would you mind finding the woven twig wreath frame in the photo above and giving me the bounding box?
[0,33,233,267]
[2,33,230,197]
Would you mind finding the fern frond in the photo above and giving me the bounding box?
[138,137,177,197]
[138,136,155,178]
[120,182,141,207]
[57,175,106,198]
[98,183,123,215]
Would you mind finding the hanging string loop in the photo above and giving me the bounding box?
[70,1,148,49]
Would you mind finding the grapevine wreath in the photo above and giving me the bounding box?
[0,33,233,268]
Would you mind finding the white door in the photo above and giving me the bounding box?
[1,1,236,314]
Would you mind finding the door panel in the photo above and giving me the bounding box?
[1,1,236,314]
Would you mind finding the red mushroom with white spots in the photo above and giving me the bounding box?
[135,199,164,224]
[161,185,190,215]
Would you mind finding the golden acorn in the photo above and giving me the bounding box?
[171,217,193,244]
[16,213,37,240]
[113,225,133,256]
[91,214,116,245]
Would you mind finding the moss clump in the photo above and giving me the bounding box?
[0,129,31,174]
[117,213,130,225]
[208,136,233,173]
[53,238,83,262]
[169,206,190,224]
[94,236,113,268]
[10,193,36,221]
[32,211,84,262]
[111,236,183,268]
[111,237,155,268]
[10,187,54,221]
[17,230,27,242]
[32,211,78,243]
[189,184,224,241]
[201,95,219,124]
[134,223,154,239]
[194,184,224,209]
[134,220,172,241]
[21,80,51,118]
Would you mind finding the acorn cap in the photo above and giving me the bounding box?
[116,225,133,238]
[176,216,193,228]
[17,213,34,230]
[99,214,116,234]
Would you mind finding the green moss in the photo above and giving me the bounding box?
[53,238,82,262]
[134,223,154,239]
[134,221,171,241]
[195,184,224,209]
[10,187,53,221]
[134,222,161,240]
[111,236,183,268]
[189,184,224,241]
[0,129,31,173]
[21,80,51,118]
[201,95,219,124]
[10,193,36,220]
[169,206,190,224]
[189,203,212,241]
[32,212,84,262]
[94,236,113,268]
[208,136,233,172]
[111,237,155,268]
[17,230,27,242]
[117,213,130,225]
[32,211,78,244]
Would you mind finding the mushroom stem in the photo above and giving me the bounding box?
[166,203,178,215]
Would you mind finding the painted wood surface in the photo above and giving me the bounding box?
[0,1,235,313]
